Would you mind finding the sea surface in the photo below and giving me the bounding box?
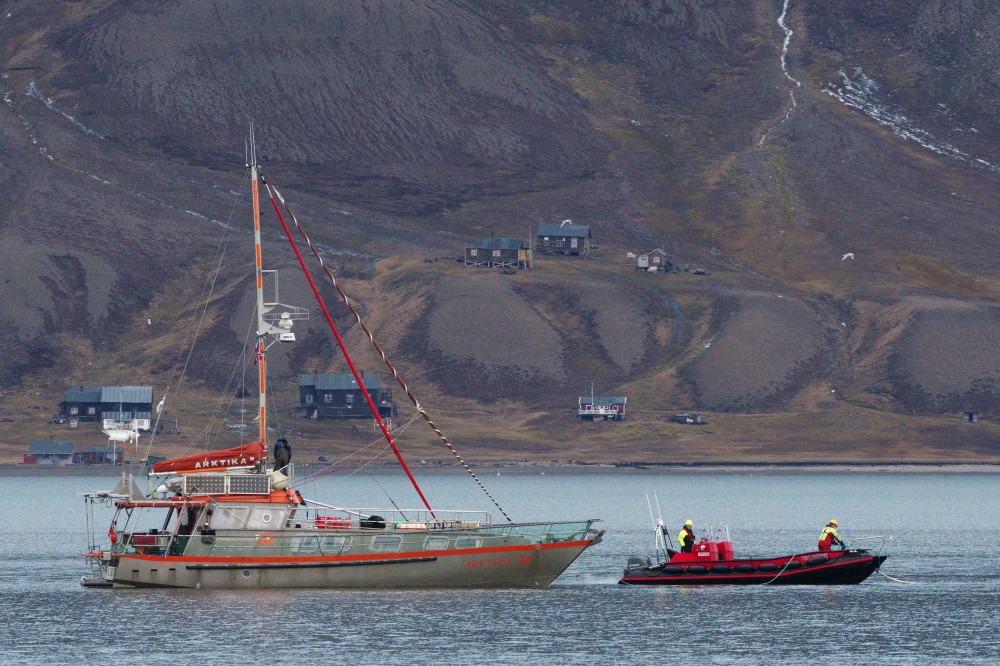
[1,470,998,664]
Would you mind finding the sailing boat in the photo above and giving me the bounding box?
[81,137,602,589]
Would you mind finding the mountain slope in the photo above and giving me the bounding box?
[1,0,999,461]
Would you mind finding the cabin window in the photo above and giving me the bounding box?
[370,535,402,552]
[295,536,320,553]
[454,536,483,549]
[492,250,501,257]
[571,238,578,248]
[211,506,250,529]
[70,406,79,415]
[424,535,450,551]
[321,535,352,553]
[247,507,287,529]
[87,407,96,415]
[470,249,478,256]
[305,394,314,405]
[345,393,354,406]
[324,393,333,404]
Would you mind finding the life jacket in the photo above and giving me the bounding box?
[677,527,694,550]
[818,526,840,550]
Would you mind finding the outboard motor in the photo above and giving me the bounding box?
[625,555,653,571]
[273,438,291,470]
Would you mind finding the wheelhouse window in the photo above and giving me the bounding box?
[210,505,250,529]
[247,507,286,530]
[324,393,333,404]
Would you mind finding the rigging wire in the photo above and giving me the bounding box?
[259,175,436,518]
[264,180,513,523]
[139,168,250,468]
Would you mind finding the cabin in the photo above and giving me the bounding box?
[59,385,154,430]
[299,372,397,420]
[465,238,531,269]
[76,446,123,465]
[578,396,627,421]
[536,221,592,256]
[667,413,707,425]
[59,387,102,422]
[637,248,672,272]
[24,440,76,465]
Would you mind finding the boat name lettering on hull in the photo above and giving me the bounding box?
[464,557,515,568]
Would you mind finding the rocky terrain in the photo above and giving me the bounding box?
[1,0,999,463]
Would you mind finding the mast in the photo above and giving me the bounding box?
[250,129,268,455]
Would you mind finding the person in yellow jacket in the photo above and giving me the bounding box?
[818,519,844,551]
[677,520,696,553]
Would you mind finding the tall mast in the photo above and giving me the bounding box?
[250,129,268,454]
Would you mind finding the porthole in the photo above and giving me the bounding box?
[242,569,252,578]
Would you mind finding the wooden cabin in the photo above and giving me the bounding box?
[24,440,76,465]
[465,238,530,269]
[536,221,592,256]
[99,386,154,431]
[299,372,397,420]
[76,446,123,465]
[59,385,154,430]
[637,248,671,272]
[578,396,627,421]
[59,387,102,422]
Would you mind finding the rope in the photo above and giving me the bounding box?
[260,176,436,518]
[265,181,513,523]
[877,571,918,584]
[761,556,798,585]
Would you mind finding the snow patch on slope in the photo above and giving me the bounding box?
[823,68,998,172]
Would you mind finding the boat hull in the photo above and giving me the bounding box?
[104,525,601,589]
[619,549,886,586]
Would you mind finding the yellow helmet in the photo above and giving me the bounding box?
[684,520,693,527]
[829,519,838,526]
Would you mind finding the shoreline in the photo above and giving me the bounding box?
[3,460,1000,477]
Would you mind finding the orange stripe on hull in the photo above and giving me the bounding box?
[119,539,593,566]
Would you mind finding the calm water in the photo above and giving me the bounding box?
[2,471,998,664]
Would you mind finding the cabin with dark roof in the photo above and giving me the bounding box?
[24,440,76,465]
[465,237,531,269]
[578,396,627,421]
[299,372,397,420]
[536,221,592,256]
[60,387,102,422]
[59,386,154,430]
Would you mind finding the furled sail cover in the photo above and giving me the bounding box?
[152,441,265,474]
